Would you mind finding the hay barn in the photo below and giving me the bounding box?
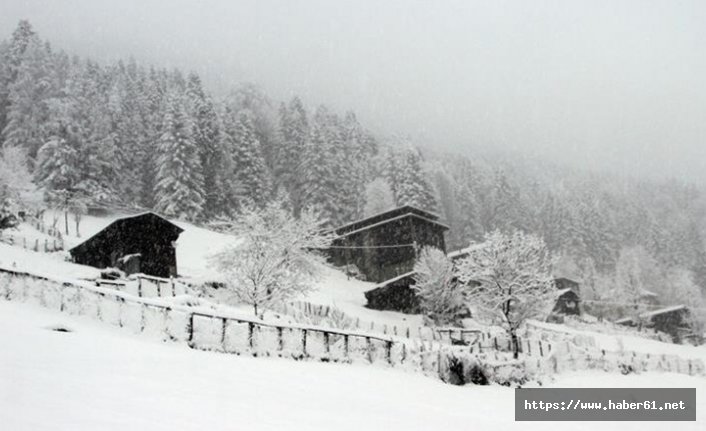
[327,205,448,283]
[69,212,183,278]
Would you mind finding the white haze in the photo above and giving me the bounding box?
[1,0,705,183]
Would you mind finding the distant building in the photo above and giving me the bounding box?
[552,277,581,316]
[69,212,183,278]
[617,305,696,343]
[327,205,448,283]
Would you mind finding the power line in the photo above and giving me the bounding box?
[325,243,417,250]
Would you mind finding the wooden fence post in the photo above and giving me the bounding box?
[366,337,373,363]
[221,317,227,350]
[138,278,143,297]
[386,341,392,365]
[188,313,195,344]
[302,329,308,357]
[344,334,349,360]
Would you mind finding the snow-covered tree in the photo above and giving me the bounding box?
[613,246,663,328]
[666,267,706,338]
[208,198,335,316]
[2,37,54,160]
[363,177,395,216]
[275,97,308,214]
[186,72,223,218]
[230,110,271,208]
[455,230,557,358]
[0,146,37,208]
[412,247,467,325]
[154,91,204,221]
[384,143,438,212]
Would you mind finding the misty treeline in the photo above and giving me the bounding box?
[1,21,705,304]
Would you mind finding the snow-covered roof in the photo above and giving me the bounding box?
[616,305,688,325]
[447,243,485,260]
[69,211,183,251]
[640,304,688,319]
[333,213,449,240]
[334,205,442,231]
[371,271,416,289]
[556,287,574,296]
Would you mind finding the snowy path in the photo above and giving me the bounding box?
[1,300,704,431]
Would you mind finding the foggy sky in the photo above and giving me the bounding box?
[2,0,705,183]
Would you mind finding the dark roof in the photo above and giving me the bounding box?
[69,212,183,253]
[334,205,448,238]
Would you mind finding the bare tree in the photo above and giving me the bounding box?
[455,230,557,358]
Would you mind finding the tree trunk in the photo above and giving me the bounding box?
[64,211,69,236]
[511,331,520,359]
[253,303,258,317]
[75,217,80,238]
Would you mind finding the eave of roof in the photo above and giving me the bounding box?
[333,212,449,240]
[333,205,443,233]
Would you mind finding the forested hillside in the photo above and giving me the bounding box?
[1,20,705,306]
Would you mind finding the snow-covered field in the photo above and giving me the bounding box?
[1,300,704,431]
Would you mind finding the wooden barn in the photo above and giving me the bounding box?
[69,212,183,278]
[327,205,448,283]
[552,277,581,316]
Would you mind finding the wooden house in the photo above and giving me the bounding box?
[69,212,183,278]
[327,205,448,283]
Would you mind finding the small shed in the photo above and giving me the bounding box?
[327,205,448,283]
[69,212,183,278]
[552,277,581,316]
[364,272,421,314]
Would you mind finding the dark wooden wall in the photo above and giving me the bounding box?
[328,216,446,283]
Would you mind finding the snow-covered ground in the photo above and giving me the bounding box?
[531,320,706,363]
[0,300,704,431]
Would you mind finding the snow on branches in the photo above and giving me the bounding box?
[455,230,557,358]
[412,247,467,326]
[208,199,335,317]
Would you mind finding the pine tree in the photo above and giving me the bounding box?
[0,20,37,134]
[2,38,54,160]
[299,106,336,224]
[230,110,271,209]
[186,72,223,218]
[275,96,308,215]
[154,91,204,221]
[384,143,438,212]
